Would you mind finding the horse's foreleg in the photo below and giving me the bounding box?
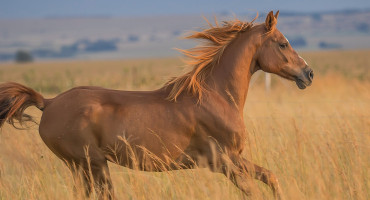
[240,158,281,199]
[218,156,282,199]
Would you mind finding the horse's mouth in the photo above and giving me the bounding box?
[295,79,310,89]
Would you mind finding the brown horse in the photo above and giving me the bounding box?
[0,11,313,199]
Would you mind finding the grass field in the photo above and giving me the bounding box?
[0,50,369,199]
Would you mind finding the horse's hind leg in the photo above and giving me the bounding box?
[67,154,114,199]
[217,156,282,199]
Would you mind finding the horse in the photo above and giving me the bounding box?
[0,11,313,199]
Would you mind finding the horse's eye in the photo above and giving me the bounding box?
[279,43,288,49]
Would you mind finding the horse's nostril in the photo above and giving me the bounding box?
[309,70,314,80]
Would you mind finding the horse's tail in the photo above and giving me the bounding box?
[0,82,46,128]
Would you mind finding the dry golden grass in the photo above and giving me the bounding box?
[0,50,369,199]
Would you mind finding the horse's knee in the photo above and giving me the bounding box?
[219,169,253,197]
[261,171,282,199]
[261,170,280,189]
[269,172,279,185]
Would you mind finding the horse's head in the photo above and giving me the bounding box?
[256,11,314,89]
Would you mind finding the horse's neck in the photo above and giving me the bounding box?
[208,31,260,112]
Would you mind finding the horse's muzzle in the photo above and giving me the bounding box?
[296,67,313,89]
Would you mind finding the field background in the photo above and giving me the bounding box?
[1,10,370,61]
[0,50,369,199]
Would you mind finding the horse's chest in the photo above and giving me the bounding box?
[216,119,246,151]
[197,110,246,153]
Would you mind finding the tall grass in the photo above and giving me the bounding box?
[0,50,369,199]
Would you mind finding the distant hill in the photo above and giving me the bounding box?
[0,10,369,61]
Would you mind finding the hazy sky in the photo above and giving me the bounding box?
[1,0,370,18]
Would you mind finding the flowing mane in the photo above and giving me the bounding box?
[166,16,257,101]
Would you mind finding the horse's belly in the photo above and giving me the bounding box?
[103,132,189,171]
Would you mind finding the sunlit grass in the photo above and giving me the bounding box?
[0,50,369,199]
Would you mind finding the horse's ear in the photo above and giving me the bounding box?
[265,11,278,31]
[275,10,280,20]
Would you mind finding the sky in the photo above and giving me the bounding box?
[1,0,370,19]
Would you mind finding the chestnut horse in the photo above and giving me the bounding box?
[0,11,313,199]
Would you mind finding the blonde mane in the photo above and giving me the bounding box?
[166,16,257,101]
